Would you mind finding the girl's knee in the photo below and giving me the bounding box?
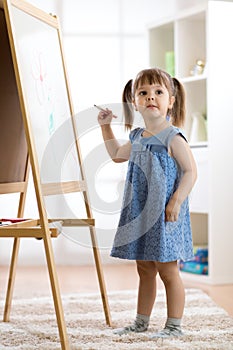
[158,261,179,284]
[159,270,173,284]
[136,260,158,279]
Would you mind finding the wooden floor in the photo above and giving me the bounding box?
[0,263,233,317]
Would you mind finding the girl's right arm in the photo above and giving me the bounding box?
[98,109,131,163]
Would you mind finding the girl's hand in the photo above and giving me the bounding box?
[165,198,181,222]
[97,109,117,126]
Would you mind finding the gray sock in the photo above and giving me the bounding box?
[113,313,150,335]
[166,317,181,329]
[150,317,183,339]
[136,313,150,328]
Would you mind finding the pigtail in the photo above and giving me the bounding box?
[122,79,134,131]
[170,77,186,127]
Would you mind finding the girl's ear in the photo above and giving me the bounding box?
[169,96,175,109]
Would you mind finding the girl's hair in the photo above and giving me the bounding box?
[122,68,186,131]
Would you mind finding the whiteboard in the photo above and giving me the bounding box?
[5,1,86,220]
[9,4,81,185]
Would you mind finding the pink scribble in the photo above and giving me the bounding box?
[30,49,55,134]
[31,49,47,105]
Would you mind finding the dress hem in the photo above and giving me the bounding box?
[110,253,194,263]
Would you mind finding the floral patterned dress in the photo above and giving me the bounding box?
[110,126,194,262]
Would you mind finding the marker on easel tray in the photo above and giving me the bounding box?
[0,221,12,226]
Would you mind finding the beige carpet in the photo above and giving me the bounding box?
[0,289,233,349]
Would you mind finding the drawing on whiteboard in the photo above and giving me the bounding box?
[31,49,47,105]
[31,49,55,134]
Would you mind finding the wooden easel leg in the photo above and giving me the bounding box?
[89,226,112,327]
[3,157,30,322]
[3,237,20,322]
[43,234,70,350]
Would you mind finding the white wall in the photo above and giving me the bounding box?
[0,0,207,265]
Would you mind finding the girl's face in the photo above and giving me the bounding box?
[133,82,175,121]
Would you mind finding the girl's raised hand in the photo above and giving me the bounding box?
[97,108,117,126]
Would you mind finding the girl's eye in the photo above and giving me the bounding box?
[139,91,147,96]
[156,90,163,95]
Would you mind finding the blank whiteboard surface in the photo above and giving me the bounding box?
[10,5,81,185]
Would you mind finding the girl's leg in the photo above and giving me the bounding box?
[114,260,157,335]
[158,260,185,319]
[151,260,184,338]
[136,260,158,316]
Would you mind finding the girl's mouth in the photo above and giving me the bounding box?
[146,104,157,109]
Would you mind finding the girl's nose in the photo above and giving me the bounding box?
[146,95,154,101]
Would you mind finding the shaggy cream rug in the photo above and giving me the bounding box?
[0,289,233,349]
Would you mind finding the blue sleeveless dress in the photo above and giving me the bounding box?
[110,126,194,262]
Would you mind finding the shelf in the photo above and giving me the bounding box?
[180,271,210,284]
[176,11,206,78]
[181,74,207,84]
[148,0,233,285]
[190,141,208,148]
[149,22,174,72]
[183,78,207,139]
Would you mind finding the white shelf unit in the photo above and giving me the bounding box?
[149,1,233,284]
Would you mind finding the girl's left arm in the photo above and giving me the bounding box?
[165,135,197,222]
